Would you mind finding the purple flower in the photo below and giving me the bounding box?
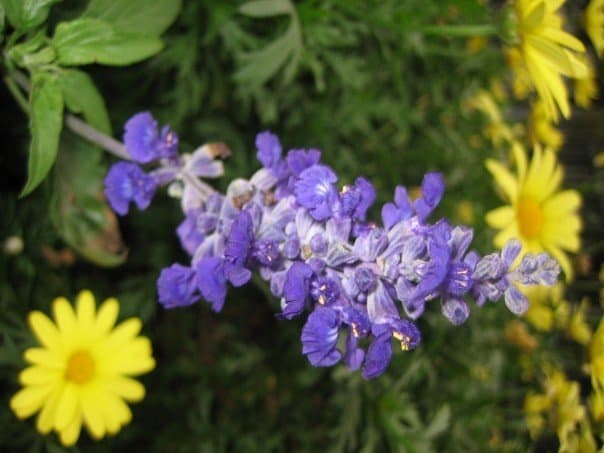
[177,210,205,255]
[281,262,314,319]
[294,164,338,221]
[413,172,445,221]
[195,257,227,312]
[124,112,178,163]
[256,131,282,169]
[339,177,376,221]
[301,307,342,367]
[310,276,340,305]
[104,161,157,215]
[158,264,198,308]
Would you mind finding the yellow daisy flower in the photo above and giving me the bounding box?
[507,0,587,121]
[486,143,582,280]
[585,0,604,57]
[10,291,155,446]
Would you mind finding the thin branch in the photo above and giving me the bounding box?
[64,115,130,160]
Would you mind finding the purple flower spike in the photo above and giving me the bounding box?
[196,257,227,312]
[104,161,157,215]
[256,131,282,169]
[301,307,342,367]
[294,164,338,221]
[158,264,198,308]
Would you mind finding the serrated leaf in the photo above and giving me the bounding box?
[1,0,61,31]
[84,0,181,35]
[53,18,164,66]
[58,69,111,134]
[21,72,64,197]
[51,132,127,267]
[239,0,292,18]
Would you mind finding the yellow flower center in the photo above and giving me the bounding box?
[517,196,543,239]
[65,350,95,384]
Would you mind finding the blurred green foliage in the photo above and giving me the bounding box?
[1,0,602,451]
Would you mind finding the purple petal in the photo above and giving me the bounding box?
[367,281,398,324]
[362,333,393,379]
[256,131,282,169]
[441,297,470,325]
[158,264,198,308]
[195,257,227,312]
[281,262,314,319]
[301,307,342,367]
[504,285,529,315]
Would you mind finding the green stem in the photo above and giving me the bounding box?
[415,24,498,37]
[3,75,29,114]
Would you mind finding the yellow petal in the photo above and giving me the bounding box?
[36,384,64,434]
[28,311,61,350]
[81,388,106,439]
[53,297,77,337]
[58,412,82,447]
[106,338,155,376]
[24,348,64,369]
[486,206,515,228]
[494,224,519,249]
[103,318,142,350]
[19,366,60,386]
[485,159,518,201]
[104,393,132,428]
[76,290,96,328]
[54,384,79,431]
[542,189,582,213]
[95,298,119,335]
[512,142,528,182]
[10,384,53,419]
[109,376,146,402]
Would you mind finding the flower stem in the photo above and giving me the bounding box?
[3,76,29,114]
[416,24,498,37]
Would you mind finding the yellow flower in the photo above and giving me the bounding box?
[594,152,604,167]
[486,143,582,280]
[568,298,592,345]
[574,54,599,108]
[464,89,522,146]
[585,0,604,57]
[589,390,604,422]
[507,0,587,121]
[529,100,564,152]
[505,320,538,352]
[523,283,568,331]
[9,291,155,446]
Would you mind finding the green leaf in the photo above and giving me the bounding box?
[52,18,164,66]
[0,4,5,35]
[58,69,111,134]
[50,132,127,267]
[84,0,181,35]
[21,72,64,197]
[239,0,292,18]
[1,0,61,31]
